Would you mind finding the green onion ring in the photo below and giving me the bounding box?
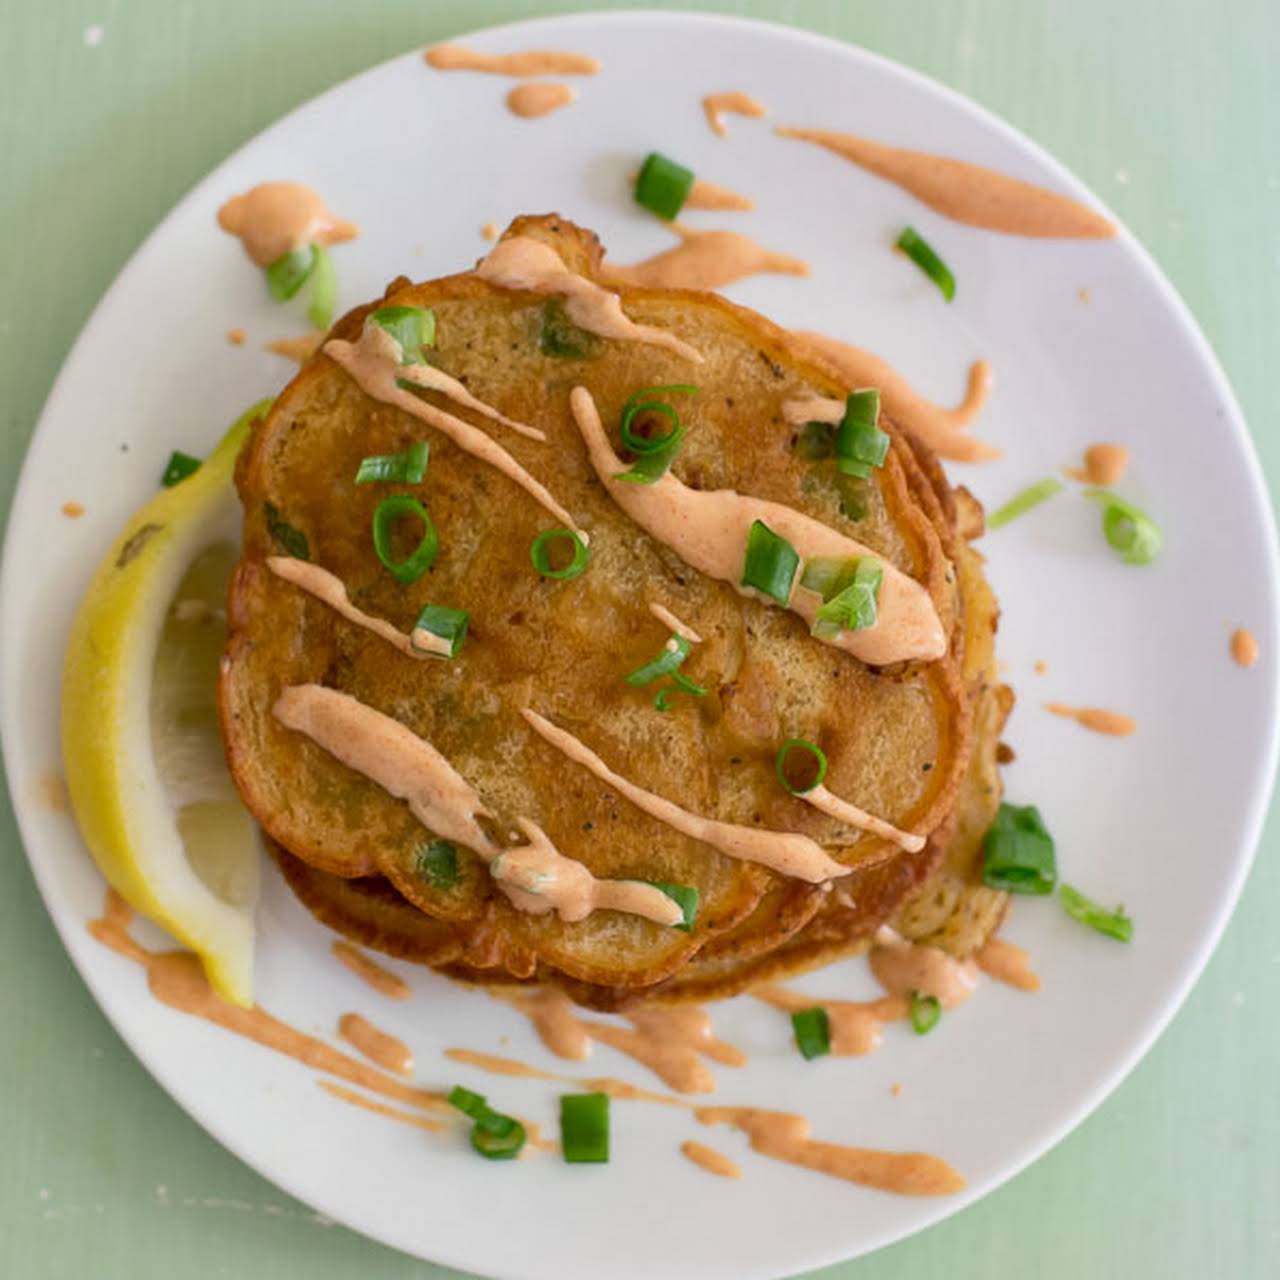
[371,495,438,584]
[530,528,590,581]
[775,738,829,795]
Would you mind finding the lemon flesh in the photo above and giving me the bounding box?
[62,401,271,1006]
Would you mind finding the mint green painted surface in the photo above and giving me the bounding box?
[1,2,1275,1276]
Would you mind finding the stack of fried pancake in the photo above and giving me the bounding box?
[218,216,1011,1010]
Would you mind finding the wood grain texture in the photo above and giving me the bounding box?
[0,2,1276,1278]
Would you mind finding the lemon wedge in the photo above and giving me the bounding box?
[62,400,272,1006]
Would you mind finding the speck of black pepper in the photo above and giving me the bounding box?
[610,811,619,821]
[581,821,594,832]
[120,443,129,452]
[922,762,934,772]
[728,756,742,765]
[752,813,762,824]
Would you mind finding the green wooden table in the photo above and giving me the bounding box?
[2,2,1276,1276]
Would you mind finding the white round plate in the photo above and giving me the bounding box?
[3,11,1277,1280]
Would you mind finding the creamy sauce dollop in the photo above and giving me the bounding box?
[477,234,702,363]
[1064,443,1129,485]
[273,685,683,928]
[1043,703,1136,736]
[506,81,576,118]
[569,386,946,665]
[424,44,601,76]
[217,182,359,268]
[681,1140,742,1178]
[792,332,997,463]
[775,127,1116,239]
[1231,628,1259,669]
[606,225,808,291]
[703,91,766,136]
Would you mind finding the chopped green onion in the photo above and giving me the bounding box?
[654,671,707,711]
[634,151,695,220]
[646,881,699,931]
[835,390,889,479]
[354,440,429,486]
[560,1093,610,1163]
[370,305,437,364]
[538,299,601,360]
[307,244,337,329]
[625,634,691,687]
[265,245,317,301]
[417,839,458,888]
[835,475,869,521]
[448,1085,488,1120]
[470,1115,527,1160]
[800,556,858,602]
[791,1007,831,1060]
[775,738,829,796]
[811,559,882,638]
[615,384,697,485]
[530,528,590,580]
[910,992,942,1035]
[263,501,309,561]
[896,226,956,302]
[988,477,1064,529]
[982,802,1057,894]
[1082,489,1162,565]
[741,520,799,605]
[371,495,438,584]
[161,450,201,488]
[1060,883,1134,942]
[412,604,468,658]
[448,1085,527,1160]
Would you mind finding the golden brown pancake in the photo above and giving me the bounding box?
[221,215,978,990]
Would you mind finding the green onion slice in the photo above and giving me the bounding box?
[634,151,695,220]
[988,477,1064,529]
[775,738,829,796]
[741,520,800,605]
[538,299,601,360]
[263,501,309,561]
[625,634,691,687]
[307,244,337,330]
[791,1007,831,1060]
[355,440,429,486]
[161,450,201,488]
[654,671,708,711]
[560,1093,610,1164]
[417,839,458,888]
[412,604,469,658]
[1060,883,1134,942]
[448,1086,528,1160]
[811,559,882,639]
[982,802,1057,895]
[530,528,590,581]
[1082,488,1163,565]
[896,226,956,302]
[370,305,437,364]
[448,1085,488,1120]
[910,992,942,1035]
[647,881,699,931]
[371,495,438,584]
[615,384,697,485]
[265,244,318,301]
[835,390,889,479]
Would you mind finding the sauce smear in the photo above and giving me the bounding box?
[703,91,766,136]
[1231,628,1259,669]
[318,1080,444,1132]
[424,44,601,76]
[648,600,703,644]
[88,891,447,1113]
[1064,443,1129,485]
[506,82,576,119]
[793,331,997,463]
[331,940,412,1000]
[696,1107,965,1196]
[1043,703,1136,737]
[217,182,359,268]
[975,937,1041,992]
[684,179,754,212]
[775,127,1115,239]
[266,331,326,364]
[606,225,807,292]
[338,1012,414,1076]
[681,1140,742,1178]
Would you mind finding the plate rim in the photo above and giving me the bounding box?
[2,9,1278,1278]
